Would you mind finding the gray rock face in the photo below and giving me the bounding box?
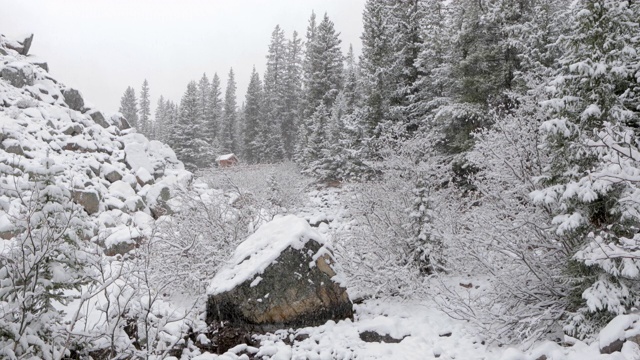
[88,110,110,128]
[1,64,35,88]
[2,140,25,156]
[103,237,141,257]
[62,88,85,111]
[62,124,83,136]
[4,34,34,55]
[206,231,352,330]
[30,61,49,72]
[145,184,172,219]
[71,189,100,215]
[104,168,123,183]
[110,113,131,130]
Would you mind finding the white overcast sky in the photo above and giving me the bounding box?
[0,0,366,114]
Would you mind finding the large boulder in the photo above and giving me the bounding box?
[62,88,85,111]
[206,215,352,330]
[88,109,110,128]
[71,189,100,215]
[1,62,35,88]
[110,113,131,130]
[4,33,34,55]
[599,314,640,354]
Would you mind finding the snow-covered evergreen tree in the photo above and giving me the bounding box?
[208,73,223,149]
[173,81,209,170]
[154,95,167,142]
[282,30,303,160]
[243,67,263,163]
[532,0,640,338]
[220,68,238,154]
[358,0,394,136]
[119,86,139,128]
[139,79,151,137]
[262,25,288,162]
[297,12,344,166]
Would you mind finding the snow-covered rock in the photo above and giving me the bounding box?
[206,215,352,329]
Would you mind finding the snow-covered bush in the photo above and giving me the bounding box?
[0,154,100,359]
[340,165,426,298]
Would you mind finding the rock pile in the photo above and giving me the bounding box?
[0,34,190,257]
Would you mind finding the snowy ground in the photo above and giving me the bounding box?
[185,182,640,360]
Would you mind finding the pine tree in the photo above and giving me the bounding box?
[197,73,211,126]
[155,95,167,142]
[532,0,640,338]
[139,79,151,136]
[119,86,139,128]
[282,30,304,160]
[262,25,288,162]
[358,0,395,135]
[300,11,318,120]
[208,73,223,149]
[220,68,238,154]
[174,81,208,170]
[164,100,179,149]
[388,0,423,125]
[243,67,264,164]
[343,44,361,115]
[297,12,344,165]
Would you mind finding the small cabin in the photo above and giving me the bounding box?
[216,153,238,168]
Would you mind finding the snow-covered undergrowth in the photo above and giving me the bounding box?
[182,183,640,359]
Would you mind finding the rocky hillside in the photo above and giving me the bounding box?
[0,33,191,256]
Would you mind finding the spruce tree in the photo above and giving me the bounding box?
[220,68,238,154]
[197,73,211,126]
[532,0,640,338]
[262,25,288,162]
[174,81,208,170]
[139,79,151,136]
[359,0,394,135]
[154,95,167,142]
[297,12,344,165]
[119,86,139,128]
[208,73,223,149]
[244,67,263,163]
[282,30,304,159]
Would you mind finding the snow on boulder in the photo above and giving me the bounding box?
[101,224,143,257]
[599,314,640,354]
[62,87,85,112]
[135,167,154,186]
[206,215,352,329]
[109,180,136,200]
[101,163,123,183]
[124,142,153,174]
[109,112,130,130]
[143,182,172,219]
[3,33,34,55]
[1,61,35,88]
[87,109,110,128]
[71,189,100,215]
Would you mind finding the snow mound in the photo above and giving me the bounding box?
[207,215,323,295]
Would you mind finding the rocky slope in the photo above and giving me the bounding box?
[0,33,191,256]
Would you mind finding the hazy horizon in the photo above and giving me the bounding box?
[0,0,366,115]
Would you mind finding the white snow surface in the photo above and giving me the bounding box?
[207,214,325,295]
